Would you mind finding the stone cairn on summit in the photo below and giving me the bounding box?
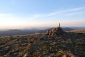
[46,23,65,36]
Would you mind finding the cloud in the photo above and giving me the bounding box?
[65,7,85,12]
[63,12,83,16]
[46,6,85,16]
[28,6,85,20]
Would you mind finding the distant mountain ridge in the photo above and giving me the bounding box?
[0,29,39,36]
[0,27,74,36]
[36,27,74,33]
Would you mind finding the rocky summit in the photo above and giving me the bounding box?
[46,23,65,36]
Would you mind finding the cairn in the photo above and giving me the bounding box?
[46,23,64,36]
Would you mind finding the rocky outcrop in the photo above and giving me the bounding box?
[46,26,65,36]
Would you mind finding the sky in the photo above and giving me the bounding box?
[0,0,85,29]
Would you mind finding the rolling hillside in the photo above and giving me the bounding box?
[68,30,85,33]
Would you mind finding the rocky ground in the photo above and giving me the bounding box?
[0,27,85,57]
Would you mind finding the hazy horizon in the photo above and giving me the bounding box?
[0,0,85,29]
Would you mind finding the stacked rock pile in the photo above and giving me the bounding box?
[46,23,65,36]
